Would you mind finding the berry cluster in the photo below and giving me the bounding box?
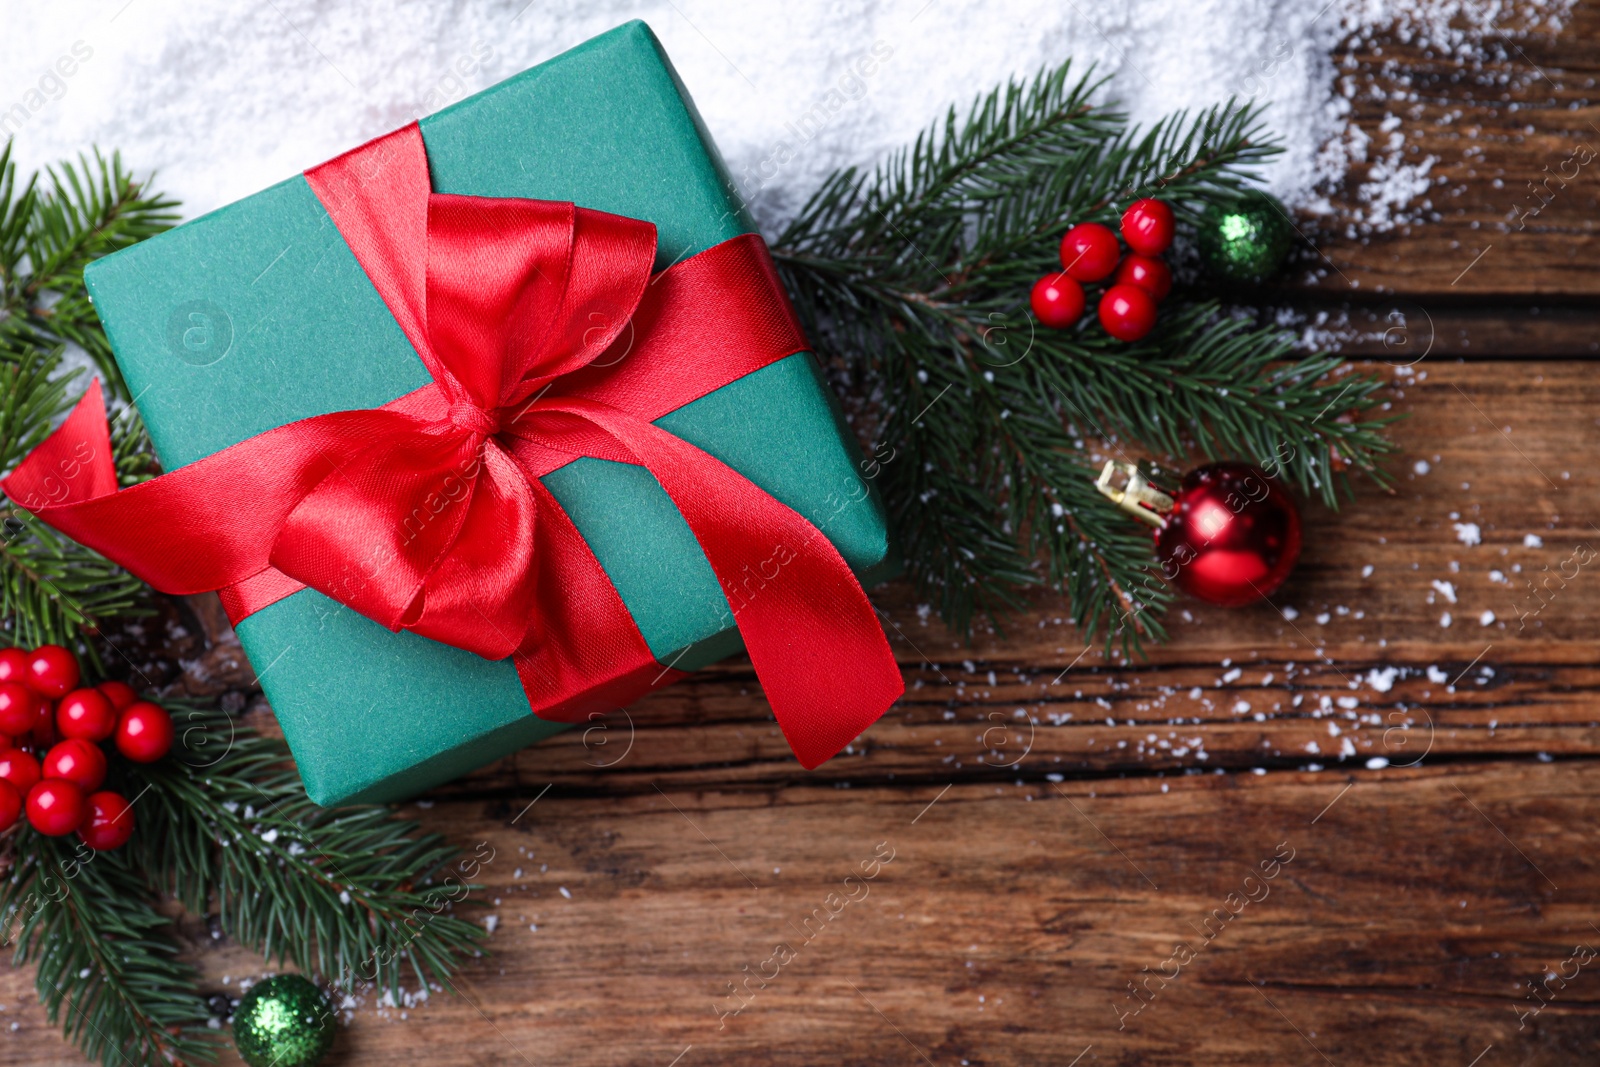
[0,646,174,849]
[1029,198,1175,342]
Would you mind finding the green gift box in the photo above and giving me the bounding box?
[83,21,892,806]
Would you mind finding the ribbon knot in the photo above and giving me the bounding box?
[1,121,903,769]
[447,402,501,436]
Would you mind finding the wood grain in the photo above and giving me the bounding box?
[8,764,1600,1065]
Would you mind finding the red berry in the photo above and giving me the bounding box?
[26,779,86,837]
[1121,198,1175,256]
[57,688,116,742]
[1029,274,1086,329]
[97,680,139,712]
[31,700,56,749]
[0,779,20,831]
[1114,254,1173,302]
[25,646,79,699]
[116,702,174,763]
[0,748,41,794]
[0,682,38,736]
[1059,222,1121,282]
[0,648,28,685]
[78,791,135,850]
[1098,284,1159,342]
[42,739,106,793]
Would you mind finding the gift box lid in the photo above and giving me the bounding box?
[82,21,892,805]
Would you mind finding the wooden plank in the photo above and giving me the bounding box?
[5,761,1597,1065]
[1288,4,1600,298]
[1277,300,1600,360]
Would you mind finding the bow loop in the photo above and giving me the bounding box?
[515,203,657,395]
[423,195,656,413]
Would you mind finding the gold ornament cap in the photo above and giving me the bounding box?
[1094,460,1174,528]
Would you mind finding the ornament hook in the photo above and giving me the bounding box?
[1095,460,1173,528]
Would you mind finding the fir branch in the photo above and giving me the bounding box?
[1,699,491,1067]
[0,831,217,1067]
[0,141,180,398]
[130,703,488,1001]
[774,61,1396,650]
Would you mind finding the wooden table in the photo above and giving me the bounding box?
[6,8,1600,1065]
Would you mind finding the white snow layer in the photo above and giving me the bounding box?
[0,0,1574,231]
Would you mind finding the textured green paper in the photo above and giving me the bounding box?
[83,21,891,805]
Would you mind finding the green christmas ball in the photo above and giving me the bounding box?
[232,975,336,1067]
[1196,190,1294,283]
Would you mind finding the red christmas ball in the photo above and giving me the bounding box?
[0,648,28,685]
[78,791,135,851]
[25,645,80,699]
[1030,273,1086,329]
[1114,253,1172,302]
[0,779,21,832]
[1059,222,1121,282]
[57,688,116,742]
[42,739,106,793]
[26,778,86,837]
[0,682,38,736]
[116,702,174,763]
[97,680,139,712]
[1098,284,1158,342]
[1121,198,1175,256]
[0,748,41,794]
[1155,463,1302,607]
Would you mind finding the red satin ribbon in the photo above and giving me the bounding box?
[2,123,902,769]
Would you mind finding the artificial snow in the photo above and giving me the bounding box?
[0,0,1574,234]
[1366,666,1399,693]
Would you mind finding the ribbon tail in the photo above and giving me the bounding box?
[3,379,120,511]
[508,479,673,720]
[535,401,903,768]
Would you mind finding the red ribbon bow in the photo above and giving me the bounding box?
[2,124,902,769]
